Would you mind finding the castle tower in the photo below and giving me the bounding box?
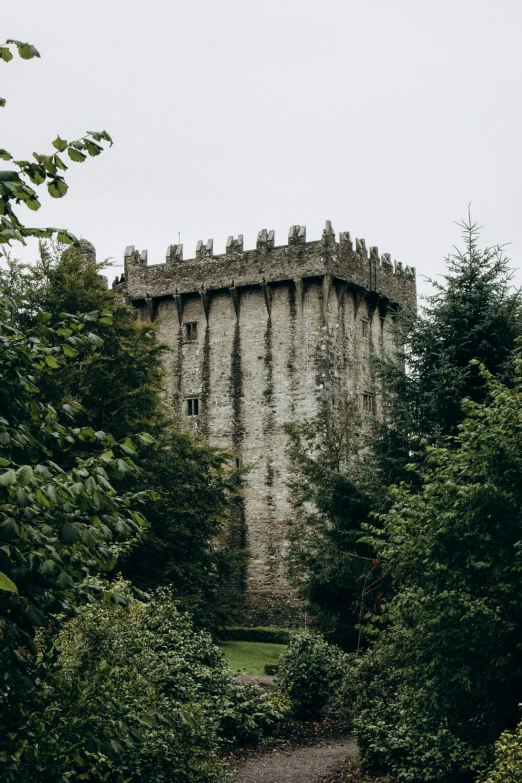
[122,222,416,625]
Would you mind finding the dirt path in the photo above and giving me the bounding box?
[233,737,357,783]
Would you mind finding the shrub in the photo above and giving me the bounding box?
[218,626,291,644]
[276,631,345,719]
[479,715,522,783]
[2,588,284,782]
[216,682,290,746]
[351,645,492,782]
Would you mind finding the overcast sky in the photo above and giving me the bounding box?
[3,0,522,300]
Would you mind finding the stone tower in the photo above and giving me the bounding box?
[122,222,416,625]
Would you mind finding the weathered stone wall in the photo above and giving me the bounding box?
[122,222,416,626]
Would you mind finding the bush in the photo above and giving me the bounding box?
[1,588,285,782]
[218,626,291,644]
[217,682,290,746]
[351,645,492,782]
[479,715,522,783]
[276,631,345,719]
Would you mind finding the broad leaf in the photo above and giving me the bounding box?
[60,521,81,545]
[67,147,86,163]
[0,571,17,592]
[52,136,68,152]
[47,178,68,198]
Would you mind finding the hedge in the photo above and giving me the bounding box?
[218,626,291,644]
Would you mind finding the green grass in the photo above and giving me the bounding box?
[219,640,287,675]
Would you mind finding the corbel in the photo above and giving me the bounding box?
[378,297,388,327]
[294,277,304,314]
[261,279,273,318]
[172,292,184,326]
[145,294,159,322]
[322,273,333,321]
[200,286,211,323]
[353,289,364,320]
[335,280,349,310]
[230,284,240,322]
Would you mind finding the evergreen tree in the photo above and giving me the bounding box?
[373,215,522,484]
[355,359,522,782]
[285,403,383,648]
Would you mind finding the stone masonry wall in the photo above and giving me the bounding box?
[122,222,416,626]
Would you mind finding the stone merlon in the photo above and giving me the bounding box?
[123,220,416,314]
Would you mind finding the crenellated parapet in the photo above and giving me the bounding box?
[123,221,416,314]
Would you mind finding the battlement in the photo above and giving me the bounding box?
[123,221,416,311]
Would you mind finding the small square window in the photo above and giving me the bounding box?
[186,397,199,417]
[362,392,374,413]
[362,318,370,337]
[184,322,198,342]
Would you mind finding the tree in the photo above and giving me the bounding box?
[30,242,168,441]
[121,430,246,629]
[0,291,154,751]
[373,215,522,485]
[0,37,159,767]
[0,240,248,627]
[355,358,522,782]
[0,38,150,647]
[285,402,384,648]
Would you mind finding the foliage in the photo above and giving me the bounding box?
[354,359,522,782]
[0,291,151,682]
[6,241,168,441]
[0,295,154,783]
[372,215,522,487]
[478,713,522,783]
[277,631,346,719]
[285,402,384,649]
[217,677,289,746]
[218,626,291,644]
[0,243,247,627]
[1,39,112,246]
[121,428,247,629]
[1,589,286,782]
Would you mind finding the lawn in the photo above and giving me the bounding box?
[219,640,287,675]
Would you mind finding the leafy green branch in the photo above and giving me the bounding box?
[0,39,112,246]
[0,38,41,107]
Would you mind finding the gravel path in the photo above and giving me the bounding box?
[233,738,357,783]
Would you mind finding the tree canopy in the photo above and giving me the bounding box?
[2,241,248,628]
[355,358,522,780]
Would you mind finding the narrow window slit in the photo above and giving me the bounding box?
[187,397,199,417]
[184,322,198,342]
[362,392,374,413]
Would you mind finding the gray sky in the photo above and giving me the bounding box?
[3,0,522,299]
